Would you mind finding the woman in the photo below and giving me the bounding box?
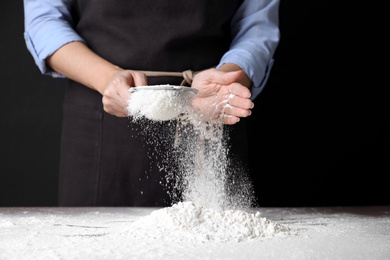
[23,0,280,206]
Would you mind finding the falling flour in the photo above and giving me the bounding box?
[126,85,288,241]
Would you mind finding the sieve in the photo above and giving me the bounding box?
[129,85,198,94]
[127,85,198,122]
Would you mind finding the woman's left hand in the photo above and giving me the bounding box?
[191,68,254,125]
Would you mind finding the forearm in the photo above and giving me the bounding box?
[218,0,280,100]
[46,41,122,94]
[218,63,252,88]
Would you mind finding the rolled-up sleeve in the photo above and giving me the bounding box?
[217,0,280,100]
[23,0,85,77]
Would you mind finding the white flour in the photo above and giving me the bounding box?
[127,85,196,121]
[126,85,283,241]
[2,207,389,260]
[128,201,289,243]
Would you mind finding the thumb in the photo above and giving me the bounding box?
[210,69,244,85]
[132,71,148,86]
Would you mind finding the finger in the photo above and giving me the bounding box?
[111,108,128,117]
[228,83,251,99]
[228,94,254,110]
[117,81,131,100]
[223,105,251,118]
[108,80,130,112]
[223,115,240,125]
[106,74,130,100]
[109,102,129,117]
[207,69,244,86]
[102,96,128,117]
[103,82,130,116]
[132,71,148,87]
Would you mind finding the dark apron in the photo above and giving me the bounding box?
[59,0,246,206]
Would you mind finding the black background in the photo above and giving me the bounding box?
[1,1,388,207]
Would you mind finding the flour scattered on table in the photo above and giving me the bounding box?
[0,219,15,227]
[127,201,290,243]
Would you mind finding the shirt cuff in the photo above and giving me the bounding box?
[24,24,85,78]
[217,50,274,101]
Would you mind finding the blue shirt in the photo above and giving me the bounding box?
[23,0,280,100]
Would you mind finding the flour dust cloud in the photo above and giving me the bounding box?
[127,85,254,210]
[126,85,287,241]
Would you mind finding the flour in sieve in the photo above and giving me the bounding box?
[127,85,196,121]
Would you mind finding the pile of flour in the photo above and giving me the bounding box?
[128,201,288,243]
[126,85,288,242]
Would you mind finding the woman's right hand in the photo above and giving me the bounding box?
[102,70,147,117]
[46,42,148,117]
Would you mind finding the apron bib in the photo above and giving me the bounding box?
[59,0,244,206]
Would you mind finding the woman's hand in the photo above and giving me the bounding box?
[191,68,254,125]
[102,70,147,117]
[46,42,148,117]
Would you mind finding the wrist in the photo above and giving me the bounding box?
[95,65,123,95]
[218,63,252,88]
[46,41,125,95]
